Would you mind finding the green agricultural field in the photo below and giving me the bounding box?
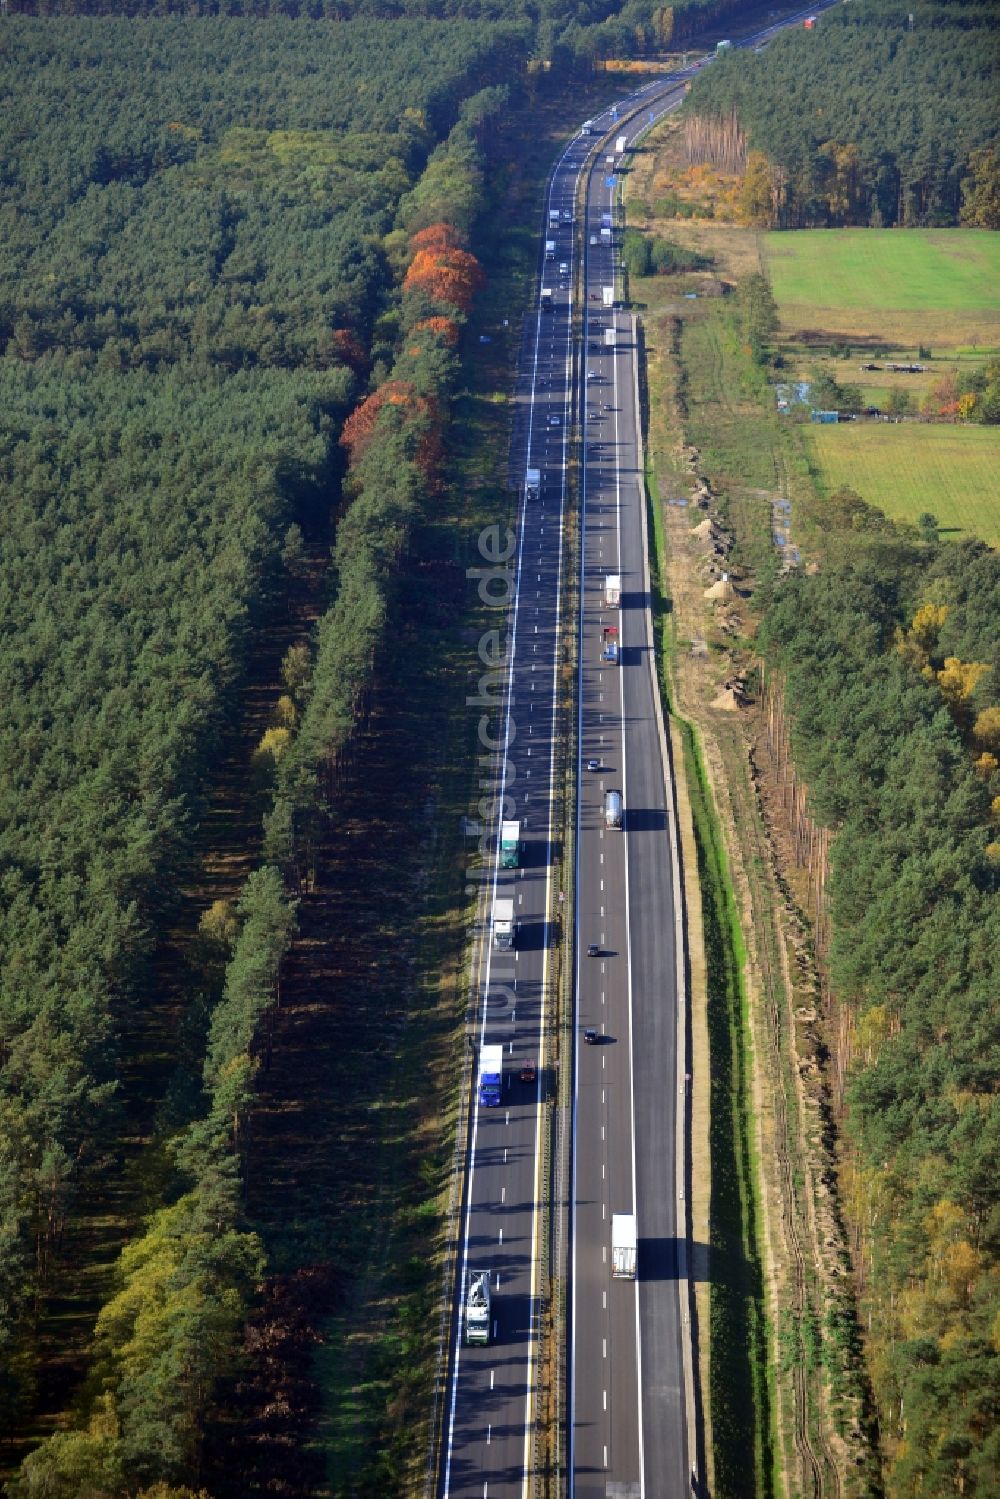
[763,230,1000,347]
[806,423,1000,547]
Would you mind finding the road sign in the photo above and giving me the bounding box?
[605,176,616,188]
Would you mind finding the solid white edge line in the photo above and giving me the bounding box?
[444,8,831,1479]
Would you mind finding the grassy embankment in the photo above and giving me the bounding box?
[631,233,780,1498]
[625,117,881,1499]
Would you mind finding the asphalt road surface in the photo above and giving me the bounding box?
[440,10,835,1494]
[571,85,693,1499]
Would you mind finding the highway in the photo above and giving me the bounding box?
[439,10,835,1496]
[439,69,695,1499]
[571,87,693,1499]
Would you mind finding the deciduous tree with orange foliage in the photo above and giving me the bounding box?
[403,241,485,317]
[340,380,417,465]
[413,315,461,348]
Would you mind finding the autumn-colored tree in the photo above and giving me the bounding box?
[409,221,463,255]
[403,245,485,316]
[934,657,990,727]
[923,372,958,419]
[413,315,460,348]
[737,151,776,227]
[199,899,239,951]
[331,327,368,377]
[339,380,418,465]
[972,706,1000,756]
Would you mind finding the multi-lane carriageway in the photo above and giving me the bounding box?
[440,11,834,1498]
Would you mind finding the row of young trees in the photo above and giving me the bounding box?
[13,868,297,1496]
[263,117,495,889]
[685,0,999,227]
[757,511,1000,1491]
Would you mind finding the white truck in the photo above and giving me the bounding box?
[611,1214,637,1279]
[545,238,556,260]
[493,896,516,950]
[525,467,540,500]
[605,327,616,349]
[616,134,628,154]
[548,208,560,226]
[602,285,614,308]
[604,789,623,830]
[604,572,621,607]
[465,1269,492,1343]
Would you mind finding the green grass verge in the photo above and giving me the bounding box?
[805,421,1000,547]
[643,444,771,1498]
[681,720,772,1499]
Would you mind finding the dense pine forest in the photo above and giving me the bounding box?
[758,511,1000,1496]
[685,0,1000,227]
[0,13,531,1491]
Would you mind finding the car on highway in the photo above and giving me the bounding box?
[586,943,601,958]
[519,1057,537,1084]
[584,1027,598,1044]
[586,757,601,771]
[548,414,561,427]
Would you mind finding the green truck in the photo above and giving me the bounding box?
[500,819,521,869]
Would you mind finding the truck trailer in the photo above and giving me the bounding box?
[605,327,616,349]
[601,625,619,665]
[478,1045,504,1108]
[465,1269,492,1343]
[604,790,623,830]
[611,1214,637,1278]
[525,467,541,500]
[602,285,615,308]
[492,897,516,950]
[540,288,553,314]
[616,134,628,154]
[604,573,621,607]
[545,238,556,260]
[500,820,521,869]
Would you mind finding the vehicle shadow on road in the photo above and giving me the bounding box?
[638,1236,711,1281]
